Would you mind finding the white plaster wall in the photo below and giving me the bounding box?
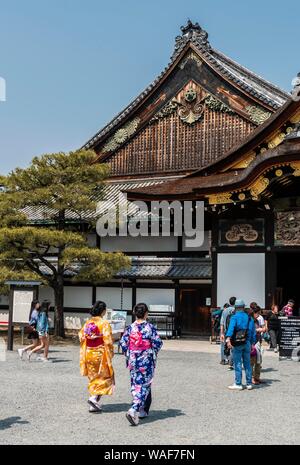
[136,288,175,308]
[96,287,132,310]
[39,286,92,308]
[64,287,93,308]
[217,253,265,308]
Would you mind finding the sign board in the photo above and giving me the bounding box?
[149,305,174,313]
[279,317,300,359]
[105,309,127,335]
[111,310,127,332]
[12,289,34,323]
[5,280,41,351]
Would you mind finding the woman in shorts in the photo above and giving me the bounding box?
[17,300,40,360]
[30,300,51,362]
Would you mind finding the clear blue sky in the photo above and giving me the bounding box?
[0,0,299,173]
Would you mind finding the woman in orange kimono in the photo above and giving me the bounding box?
[79,301,115,413]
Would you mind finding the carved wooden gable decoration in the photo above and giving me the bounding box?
[83,21,288,178]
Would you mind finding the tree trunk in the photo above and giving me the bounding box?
[54,210,66,338]
[53,282,65,338]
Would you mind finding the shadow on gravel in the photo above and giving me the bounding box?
[48,350,69,353]
[0,416,29,430]
[102,403,130,413]
[141,409,185,424]
[101,405,185,424]
[261,367,278,373]
[50,359,72,363]
[255,378,281,388]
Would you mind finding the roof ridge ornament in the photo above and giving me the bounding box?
[172,19,211,59]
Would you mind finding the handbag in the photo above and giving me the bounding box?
[24,324,36,334]
[231,315,251,347]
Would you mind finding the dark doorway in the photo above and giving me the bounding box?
[179,287,211,335]
[277,252,300,315]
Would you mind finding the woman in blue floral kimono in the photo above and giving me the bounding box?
[120,303,163,426]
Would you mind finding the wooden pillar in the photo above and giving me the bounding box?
[92,285,97,306]
[265,211,276,308]
[177,236,183,253]
[7,285,15,351]
[174,280,181,337]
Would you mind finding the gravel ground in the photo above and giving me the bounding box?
[0,342,299,445]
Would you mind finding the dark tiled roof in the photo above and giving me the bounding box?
[82,21,288,151]
[117,257,212,280]
[127,133,300,199]
[24,176,179,222]
[38,257,212,281]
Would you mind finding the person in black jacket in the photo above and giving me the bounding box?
[266,304,281,353]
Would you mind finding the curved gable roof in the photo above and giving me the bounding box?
[82,21,288,155]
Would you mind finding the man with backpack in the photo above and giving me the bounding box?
[225,299,256,391]
[220,297,236,366]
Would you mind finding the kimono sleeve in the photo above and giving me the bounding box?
[119,326,130,353]
[102,320,114,359]
[151,325,163,355]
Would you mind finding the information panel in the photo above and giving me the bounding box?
[12,290,34,323]
[279,317,300,359]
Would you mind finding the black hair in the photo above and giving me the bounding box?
[29,299,40,320]
[133,303,149,319]
[223,303,229,309]
[229,297,236,306]
[250,302,258,310]
[90,301,107,317]
[40,300,51,316]
[288,299,295,305]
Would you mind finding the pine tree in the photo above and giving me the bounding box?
[0,150,129,337]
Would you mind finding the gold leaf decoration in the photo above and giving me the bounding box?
[291,161,300,177]
[267,132,286,149]
[225,224,259,242]
[231,152,255,169]
[250,177,269,197]
[208,193,233,205]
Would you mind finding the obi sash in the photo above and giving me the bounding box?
[129,339,152,351]
[86,336,104,348]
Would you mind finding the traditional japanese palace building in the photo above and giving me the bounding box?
[84,20,300,335]
[3,21,298,335]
